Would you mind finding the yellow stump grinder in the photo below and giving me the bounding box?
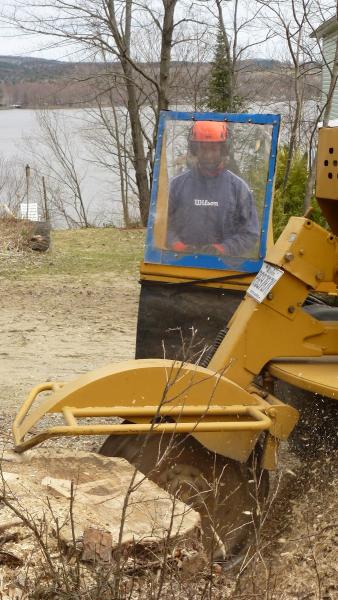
[13,112,338,566]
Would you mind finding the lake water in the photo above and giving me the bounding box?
[0,108,135,227]
[0,102,318,228]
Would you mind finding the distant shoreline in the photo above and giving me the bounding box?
[0,105,23,110]
[0,104,110,110]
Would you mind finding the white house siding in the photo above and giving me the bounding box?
[322,30,338,120]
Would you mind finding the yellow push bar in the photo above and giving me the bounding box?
[14,400,272,453]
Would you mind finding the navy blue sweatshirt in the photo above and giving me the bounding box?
[167,168,259,256]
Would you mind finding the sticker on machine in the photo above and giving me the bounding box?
[247,262,284,303]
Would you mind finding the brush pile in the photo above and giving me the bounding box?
[0,217,50,253]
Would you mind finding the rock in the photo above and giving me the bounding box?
[0,449,201,562]
[29,221,51,252]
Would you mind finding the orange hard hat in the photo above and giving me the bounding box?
[190,121,228,142]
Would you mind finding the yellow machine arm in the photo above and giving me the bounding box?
[209,217,338,382]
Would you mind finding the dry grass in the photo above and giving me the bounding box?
[0,217,36,253]
[0,224,145,279]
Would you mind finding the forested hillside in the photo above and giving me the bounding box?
[0,55,320,108]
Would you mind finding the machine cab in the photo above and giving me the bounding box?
[137,111,280,360]
[144,111,280,273]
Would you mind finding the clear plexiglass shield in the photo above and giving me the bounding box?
[145,112,280,272]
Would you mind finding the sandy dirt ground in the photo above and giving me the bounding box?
[0,274,139,450]
[0,273,337,598]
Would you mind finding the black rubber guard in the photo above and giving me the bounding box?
[135,281,244,361]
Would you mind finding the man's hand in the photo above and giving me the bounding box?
[172,241,188,252]
[172,242,200,253]
[212,244,225,255]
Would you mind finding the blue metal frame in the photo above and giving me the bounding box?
[145,110,281,273]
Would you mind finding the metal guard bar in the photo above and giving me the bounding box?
[13,383,272,453]
[14,382,66,430]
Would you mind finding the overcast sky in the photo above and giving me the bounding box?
[0,17,64,59]
[0,20,80,61]
[0,35,62,60]
[1,0,90,61]
[0,0,274,62]
[0,1,333,63]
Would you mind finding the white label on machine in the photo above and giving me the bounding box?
[247,262,284,303]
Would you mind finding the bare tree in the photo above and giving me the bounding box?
[26,110,90,227]
[0,157,26,215]
[202,0,275,111]
[256,1,337,209]
[5,1,278,226]
[9,0,336,225]
[83,98,139,227]
[5,0,186,225]
[257,0,316,189]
